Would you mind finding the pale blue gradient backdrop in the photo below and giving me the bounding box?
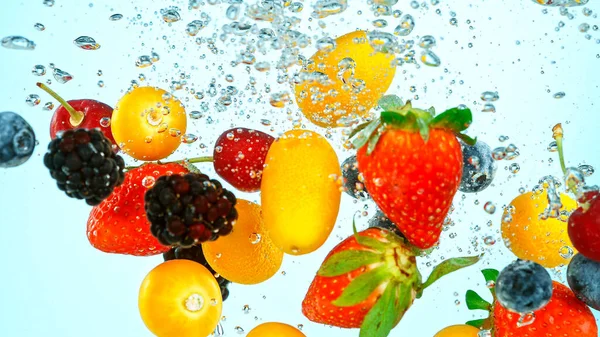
[0,0,599,336]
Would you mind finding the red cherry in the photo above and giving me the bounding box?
[37,83,115,145]
[213,127,274,192]
[569,190,600,261]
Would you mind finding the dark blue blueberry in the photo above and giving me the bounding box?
[0,111,36,168]
[496,259,553,313]
[567,253,600,310]
[341,155,368,199]
[458,140,496,193]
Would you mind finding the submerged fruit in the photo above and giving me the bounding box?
[112,86,187,161]
[434,325,480,337]
[495,259,553,313]
[501,190,577,268]
[247,322,306,337]
[203,200,283,284]
[261,130,341,255]
[138,259,222,337]
[295,30,396,128]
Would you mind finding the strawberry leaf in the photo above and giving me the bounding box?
[457,133,477,146]
[359,282,397,337]
[378,95,404,112]
[352,119,381,149]
[318,250,383,277]
[348,121,372,139]
[481,269,499,296]
[380,110,411,126]
[333,266,391,307]
[466,290,491,311]
[465,319,487,328]
[366,128,382,155]
[419,255,481,291]
[430,106,473,133]
[416,117,430,143]
[352,216,388,251]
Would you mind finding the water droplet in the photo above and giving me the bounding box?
[186,20,206,36]
[373,19,388,28]
[136,55,153,68]
[1,36,36,50]
[421,50,441,67]
[53,68,73,84]
[547,141,558,152]
[517,312,536,327]
[418,35,436,49]
[32,65,46,76]
[99,117,111,127]
[109,13,123,21]
[161,8,181,23]
[43,102,54,110]
[316,37,336,52]
[509,163,520,174]
[242,304,250,313]
[74,36,100,50]
[270,92,290,108]
[492,147,506,160]
[578,164,594,176]
[559,245,574,259]
[367,30,398,54]
[142,176,156,188]
[189,110,203,119]
[395,14,415,36]
[484,202,496,214]
[483,236,496,246]
[482,103,496,113]
[169,128,181,137]
[181,133,198,144]
[34,23,45,31]
[249,233,262,244]
[481,91,500,101]
[553,92,566,99]
[26,94,40,106]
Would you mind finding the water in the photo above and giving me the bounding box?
[1,1,599,337]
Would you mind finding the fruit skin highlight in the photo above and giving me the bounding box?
[294,30,396,128]
[203,199,283,285]
[138,259,222,337]
[434,325,480,337]
[87,162,187,256]
[247,322,306,337]
[501,190,577,268]
[111,86,187,161]
[261,129,341,255]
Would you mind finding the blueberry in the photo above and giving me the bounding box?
[567,254,600,310]
[368,209,406,240]
[0,111,36,168]
[496,259,553,313]
[458,140,497,193]
[341,155,368,199]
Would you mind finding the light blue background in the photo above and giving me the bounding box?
[1,0,599,336]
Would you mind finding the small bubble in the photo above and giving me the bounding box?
[142,176,156,188]
[517,312,536,328]
[483,236,496,246]
[509,163,520,174]
[559,246,574,259]
[26,94,40,106]
[99,117,111,127]
[109,13,123,21]
[484,202,496,214]
[553,92,566,99]
[32,65,46,76]
[34,23,45,31]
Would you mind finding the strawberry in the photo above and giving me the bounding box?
[213,127,275,192]
[465,269,598,337]
[87,162,188,256]
[302,224,480,337]
[351,96,474,249]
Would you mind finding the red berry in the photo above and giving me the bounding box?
[50,99,115,145]
[568,190,600,261]
[213,127,275,192]
[87,163,188,256]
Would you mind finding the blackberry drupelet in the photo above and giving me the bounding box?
[145,172,237,247]
[43,129,125,205]
[163,245,231,301]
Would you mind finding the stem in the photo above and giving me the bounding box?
[36,82,84,126]
[124,156,213,171]
[552,123,567,175]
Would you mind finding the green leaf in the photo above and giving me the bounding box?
[457,133,477,146]
[427,106,436,116]
[366,128,382,155]
[333,266,392,307]
[380,110,410,126]
[318,250,383,277]
[465,290,491,311]
[393,283,412,326]
[481,269,500,296]
[465,319,487,329]
[416,117,430,143]
[359,282,399,337]
[430,106,473,133]
[419,255,481,291]
[351,119,381,149]
[348,121,372,139]
[352,217,388,251]
[378,95,404,112]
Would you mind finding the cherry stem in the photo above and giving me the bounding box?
[552,123,578,195]
[124,156,213,171]
[36,82,84,127]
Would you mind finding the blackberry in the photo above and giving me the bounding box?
[341,155,369,199]
[43,129,125,206]
[163,245,231,301]
[145,172,237,247]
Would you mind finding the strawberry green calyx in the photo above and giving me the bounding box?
[465,269,500,333]
[350,95,476,155]
[316,218,482,337]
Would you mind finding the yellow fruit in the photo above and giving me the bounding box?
[247,322,307,337]
[501,190,577,268]
[112,86,187,161]
[294,30,397,128]
[138,260,222,337]
[261,130,341,255]
[203,199,284,285]
[434,325,480,337]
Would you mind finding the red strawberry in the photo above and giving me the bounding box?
[87,162,188,256]
[568,190,600,261]
[352,98,473,249]
[494,281,598,337]
[302,226,480,336]
[213,127,274,192]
